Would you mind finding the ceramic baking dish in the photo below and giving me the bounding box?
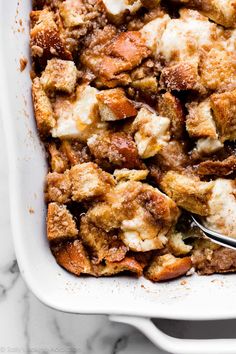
[1,1,236,353]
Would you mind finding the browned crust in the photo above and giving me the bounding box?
[211,90,236,142]
[47,203,78,242]
[97,88,137,121]
[145,254,192,282]
[195,155,236,176]
[157,92,185,139]
[30,9,72,62]
[160,62,201,92]
[32,78,56,137]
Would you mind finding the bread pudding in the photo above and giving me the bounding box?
[30,0,236,282]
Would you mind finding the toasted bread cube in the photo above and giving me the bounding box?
[87,131,142,169]
[196,155,236,177]
[160,61,202,92]
[46,171,71,203]
[158,92,185,139]
[200,48,236,91]
[30,9,72,60]
[107,31,150,66]
[102,0,142,23]
[32,78,56,137]
[114,169,148,181]
[47,143,69,173]
[80,215,127,264]
[168,232,192,256]
[161,171,214,216]
[69,162,115,202]
[52,85,101,142]
[60,140,91,166]
[131,77,158,94]
[199,0,236,28]
[186,99,218,139]
[211,90,236,141]
[47,202,78,241]
[140,15,170,55]
[52,240,92,275]
[95,257,143,277]
[97,88,137,121]
[132,107,170,159]
[59,0,85,28]
[145,254,192,282]
[40,59,77,94]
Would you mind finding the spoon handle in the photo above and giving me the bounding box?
[191,216,236,250]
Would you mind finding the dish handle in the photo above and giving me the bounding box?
[109,315,236,354]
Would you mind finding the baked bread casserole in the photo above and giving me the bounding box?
[30,0,236,282]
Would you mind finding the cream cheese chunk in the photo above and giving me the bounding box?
[205,179,236,238]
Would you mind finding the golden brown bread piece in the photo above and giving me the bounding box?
[145,254,192,282]
[52,240,92,275]
[160,171,214,216]
[152,141,189,173]
[199,48,236,91]
[114,169,149,182]
[47,142,69,173]
[47,202,78,242]
[60,140,91,166]
[80,215,127,264]
[96,88,137,121]
[59,0,85,28]
[167,231,192,256]
[69,162,115,202]
[160,61,203,92]
[211,90,236,142]
[196,155,236,176]
[87,131,142,170]
[186,99,218,139]
[52,240,142,277]
[32,78,56,137]
[46,171,71,203]
[81,31,150,87]
[157,93,185,140]
[30,9,72,62]
[40,59,77,94]
[95,257,143,277]
[169,0,236,27]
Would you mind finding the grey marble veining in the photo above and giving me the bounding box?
[0,113,166,353]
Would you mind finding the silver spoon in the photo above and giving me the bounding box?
[191,215,236,250]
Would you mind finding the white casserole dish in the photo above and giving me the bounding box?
[1,1,236,353]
